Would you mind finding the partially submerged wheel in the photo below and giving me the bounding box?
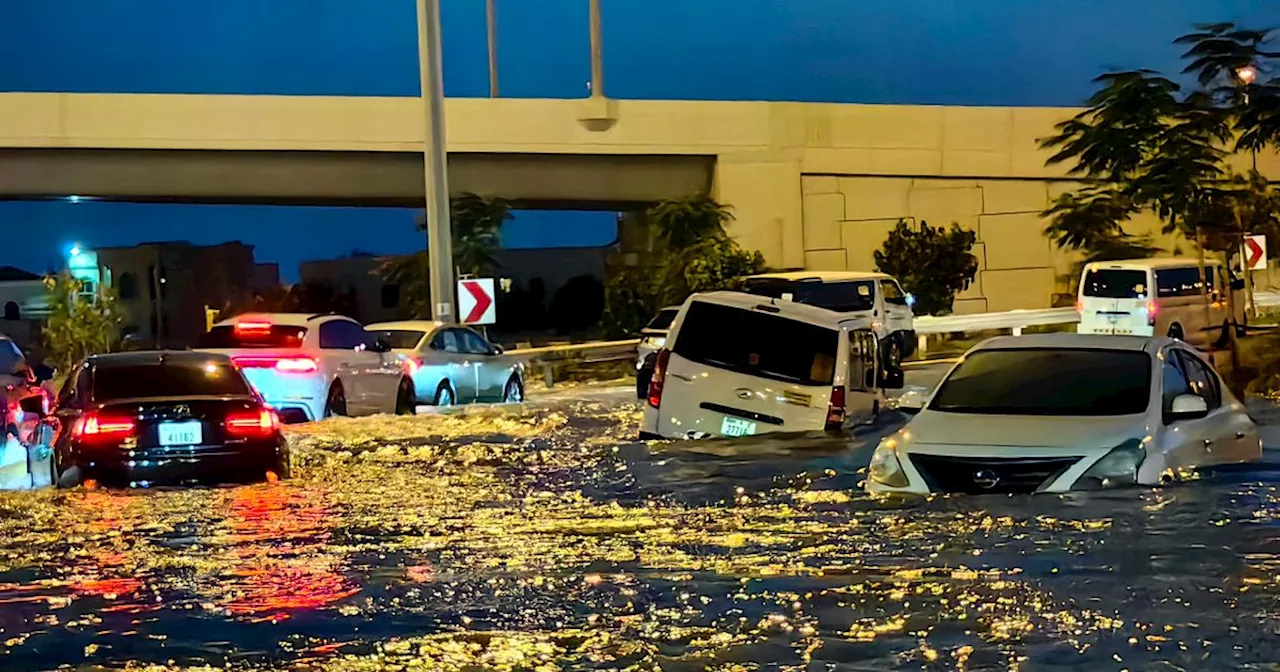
[324,382,348,418]
[1168,323,1185,341]
[503,375,524,403]
[434,383,455,407]
[395,378,417,415]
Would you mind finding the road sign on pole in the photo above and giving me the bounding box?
[458,278,496,325]
[1244,234,1268,271]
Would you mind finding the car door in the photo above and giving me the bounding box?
[1159,349,1212,469]
[879,279,913,335]
[462,329,506,401]
[845,329,881,426]
[358,326,404,412]
[1174,349,1252,463]
[442,329,478,403]
[319,319,379,413]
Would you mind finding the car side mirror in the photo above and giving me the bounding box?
[879,366,905,390]
[492,344,504,355]
[33,364,55,383]
[1167,393,1209,422]
[1231,278,1245,291]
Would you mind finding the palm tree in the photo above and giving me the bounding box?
[449,192,512,277]
[647,194,734,250]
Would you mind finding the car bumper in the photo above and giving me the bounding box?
[68,440,290,486]
[865,448,1119,495]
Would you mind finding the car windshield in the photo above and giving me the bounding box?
[645,309,679,332]
[743,278,876,312]
[197,325,307,348]
[374,329,427,349]
[1082,269,1149,299]
[93,361,252,401]
[929,348,1151,416]
[673,300,838,386]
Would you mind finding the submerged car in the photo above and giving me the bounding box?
[866,333,1260,495]
[48,351,290,488]
[365,321,525,406]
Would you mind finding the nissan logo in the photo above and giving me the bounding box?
[972,469,1000,489]
[735,388,753,400]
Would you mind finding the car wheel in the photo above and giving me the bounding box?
[434,383,455,407]
[1213,320,1232,349]
[395,378,417,415]
[636,366,653,400]
[1168,323,1185,341]
[503,375,524,403]
[51,451,81,489]
[324,382,348,418]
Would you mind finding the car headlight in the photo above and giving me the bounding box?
[869,439,909,487]
[1076,438,1146,490]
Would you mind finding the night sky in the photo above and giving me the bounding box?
[1,0,1275,280]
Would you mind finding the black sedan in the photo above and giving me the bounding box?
[48,351,291,488]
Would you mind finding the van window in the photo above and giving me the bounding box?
[673,301,839,386]
[743,278,875,312]
[1156,266,1214,297]
[1082,269,1148,299]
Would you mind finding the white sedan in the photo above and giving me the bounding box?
[365,321,525,406]
[866,333,1260,495]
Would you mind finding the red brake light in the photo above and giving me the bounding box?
[648,349,671,409]
[826,387,846,431]
[1075,299,1084,313]
[403,356,423,374]
[73,412,136,441]
[235,320,272,334]
[233,356,318,373]
[225,408,280,437]
[1146,299,1157,325]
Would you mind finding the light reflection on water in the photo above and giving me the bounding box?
[0,398,1277,669]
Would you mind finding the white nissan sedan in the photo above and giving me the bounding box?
[866,334,1260,495]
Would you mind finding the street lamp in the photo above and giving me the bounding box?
[1237,65,1258,85]
[68,244,81,258]
[415,0,456,323]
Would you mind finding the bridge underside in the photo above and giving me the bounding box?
[0,149,715,210]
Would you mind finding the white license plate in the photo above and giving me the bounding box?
[720,417,758,437]
[159,421,203,446]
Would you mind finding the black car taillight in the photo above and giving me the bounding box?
[648,349,671,409]
[225,408,281,438]
[72,411,137,444]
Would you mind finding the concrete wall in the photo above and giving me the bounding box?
[4,93,1278,311]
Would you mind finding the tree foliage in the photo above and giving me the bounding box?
[873,220,979,316]
[603,196,767,337]
[42,272,123,374]
[375,193,513,318]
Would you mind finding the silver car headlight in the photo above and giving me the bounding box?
[1076,438,1146,490]
[869,438,909,487]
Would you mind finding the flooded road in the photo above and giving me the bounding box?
[3,368,1280,670]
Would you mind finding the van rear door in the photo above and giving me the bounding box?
[1078,267,1154,336]
[655,300,837,438]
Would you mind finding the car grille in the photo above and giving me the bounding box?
[908,454,1082,494]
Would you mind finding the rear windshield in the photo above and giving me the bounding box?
[672,301,839,386]
[645,309,679,332]
[197,325,307,349]
[93,362,252,401]
[743,278,876,312]
[1156,266,1214,297]
[374,329,427,349]
[1082,269,1149,299]
[929,348,1151,416]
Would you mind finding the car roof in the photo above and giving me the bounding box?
[686,291,873,329]
[212,312,349,327]
[366,320,445,331]
[970,333,1169,353]
[1084,257,1220,271]
[748,271,890,282]
[89,350,234,368]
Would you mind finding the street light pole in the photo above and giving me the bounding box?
[416,0,456,323]
[589,0,603,97]
[486,0,499,97]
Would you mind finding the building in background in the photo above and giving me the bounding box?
[93,241,258,347]
[299,247,611,328]
[0,266,50,349]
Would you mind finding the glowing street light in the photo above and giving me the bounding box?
[68,244,82,258]
[1237,65,1258,85]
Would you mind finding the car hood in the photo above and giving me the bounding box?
[907,409,1149,450]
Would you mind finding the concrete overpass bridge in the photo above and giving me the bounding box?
[2,93,1277,313]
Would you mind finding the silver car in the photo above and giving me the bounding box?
[366,321,525,406]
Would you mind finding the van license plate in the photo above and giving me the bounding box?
[159,421,202,446]
[720,417,757,437]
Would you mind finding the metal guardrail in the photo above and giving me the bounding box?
[507,339,641,387]
[915,307,1079,334]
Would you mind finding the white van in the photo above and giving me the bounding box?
[1077,258,1243,346]
[742,272,916,364]
[640,292,902,440]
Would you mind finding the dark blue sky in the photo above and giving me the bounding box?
[1,0,1275,280]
